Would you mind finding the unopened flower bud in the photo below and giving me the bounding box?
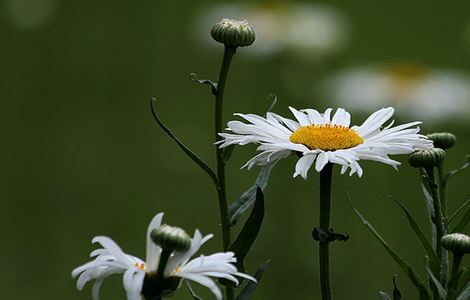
[442,233,470,255]
[408,148,446,168]
[151,224,191,252]
[427,132,457,150]
[211,19,255,47]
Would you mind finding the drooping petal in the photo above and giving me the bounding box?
[146,213,164,272]
[293,154,316,179]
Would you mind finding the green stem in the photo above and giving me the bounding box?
[437,162,449,289]
[214,45,236,299]
[437,162,448,228]
[319,163,333,300]
[448,253,463,298]
[425,167,446,286]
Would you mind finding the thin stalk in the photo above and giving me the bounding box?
[425,166,446,285]
[214,45,236,299]
[436,161,449,289]
[448,253,463,298]
[319,163,333,300]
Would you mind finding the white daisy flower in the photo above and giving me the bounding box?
[321,63,470,123]
[219,107,433,179]
[72,213,254,300]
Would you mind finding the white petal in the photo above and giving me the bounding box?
[293,154,316,179]
[289,107,310,126]
[146,213,164,271]
[175,273,222,300]
[315,152,329,172]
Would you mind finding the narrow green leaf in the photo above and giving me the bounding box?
[186,281,203,300]
[421,175,437,249]
[230,188,265,273]
[222,145,236,162]
[236,260,270,300]
[266,94,277,113]
[388,196,440,275]
[150,99,218,188]
[229,162,276,226]
[348,196,430,298]
[379,292,392,300]
[392,275,402,300]
[457,268,470,296]
[445,155,470,182]
[449,199,470,225]
[456,281,470,300]
[424,257,446,299]
[451,204,470,233]
[189,73,218,95]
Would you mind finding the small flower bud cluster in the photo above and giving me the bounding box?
[408,148,446,168]
[441,233,470,255]
[151,224,191,252]
[211,19,256,47]
[427,132,457,150]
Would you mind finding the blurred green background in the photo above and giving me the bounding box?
[1,0,470,299]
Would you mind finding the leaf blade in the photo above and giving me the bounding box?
[230,188,265,273]
[235,260,270,300]
[348,196,430,298]
[150,99,219,188]
[229,162,276,226]
[424,257,447,299]
[388,196,440,275]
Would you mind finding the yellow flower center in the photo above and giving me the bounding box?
[290,124,364,151]
[134,262,146,271]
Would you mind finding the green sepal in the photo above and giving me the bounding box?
[229,162,275,226]
[235,260,270,300]
[230,187,265,276]
[186,281,203,300]
[424,257,446,299]
[388,196,440,276]
[349,196,431,299]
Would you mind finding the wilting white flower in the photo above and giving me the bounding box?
[195,2,348,59]
[72,213,254,300]
[219,107,432,178]
[321,63,470,123]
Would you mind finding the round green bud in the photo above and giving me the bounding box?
[211,19,255,47]
[442,233,470,254]
[150,224,191,252]
[408,148,446,168]
[427,132,457,150]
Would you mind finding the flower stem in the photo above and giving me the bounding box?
[425,166,446,285]
[447,253,463,299]
[214,45,236,299]
[319,163,333,300]
[436,162,449,287]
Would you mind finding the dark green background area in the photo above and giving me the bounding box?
[1,0,469,299]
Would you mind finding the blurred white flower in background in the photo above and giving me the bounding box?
[195,2,349,60]
[321,63,470,123]
[4,0,58,30]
